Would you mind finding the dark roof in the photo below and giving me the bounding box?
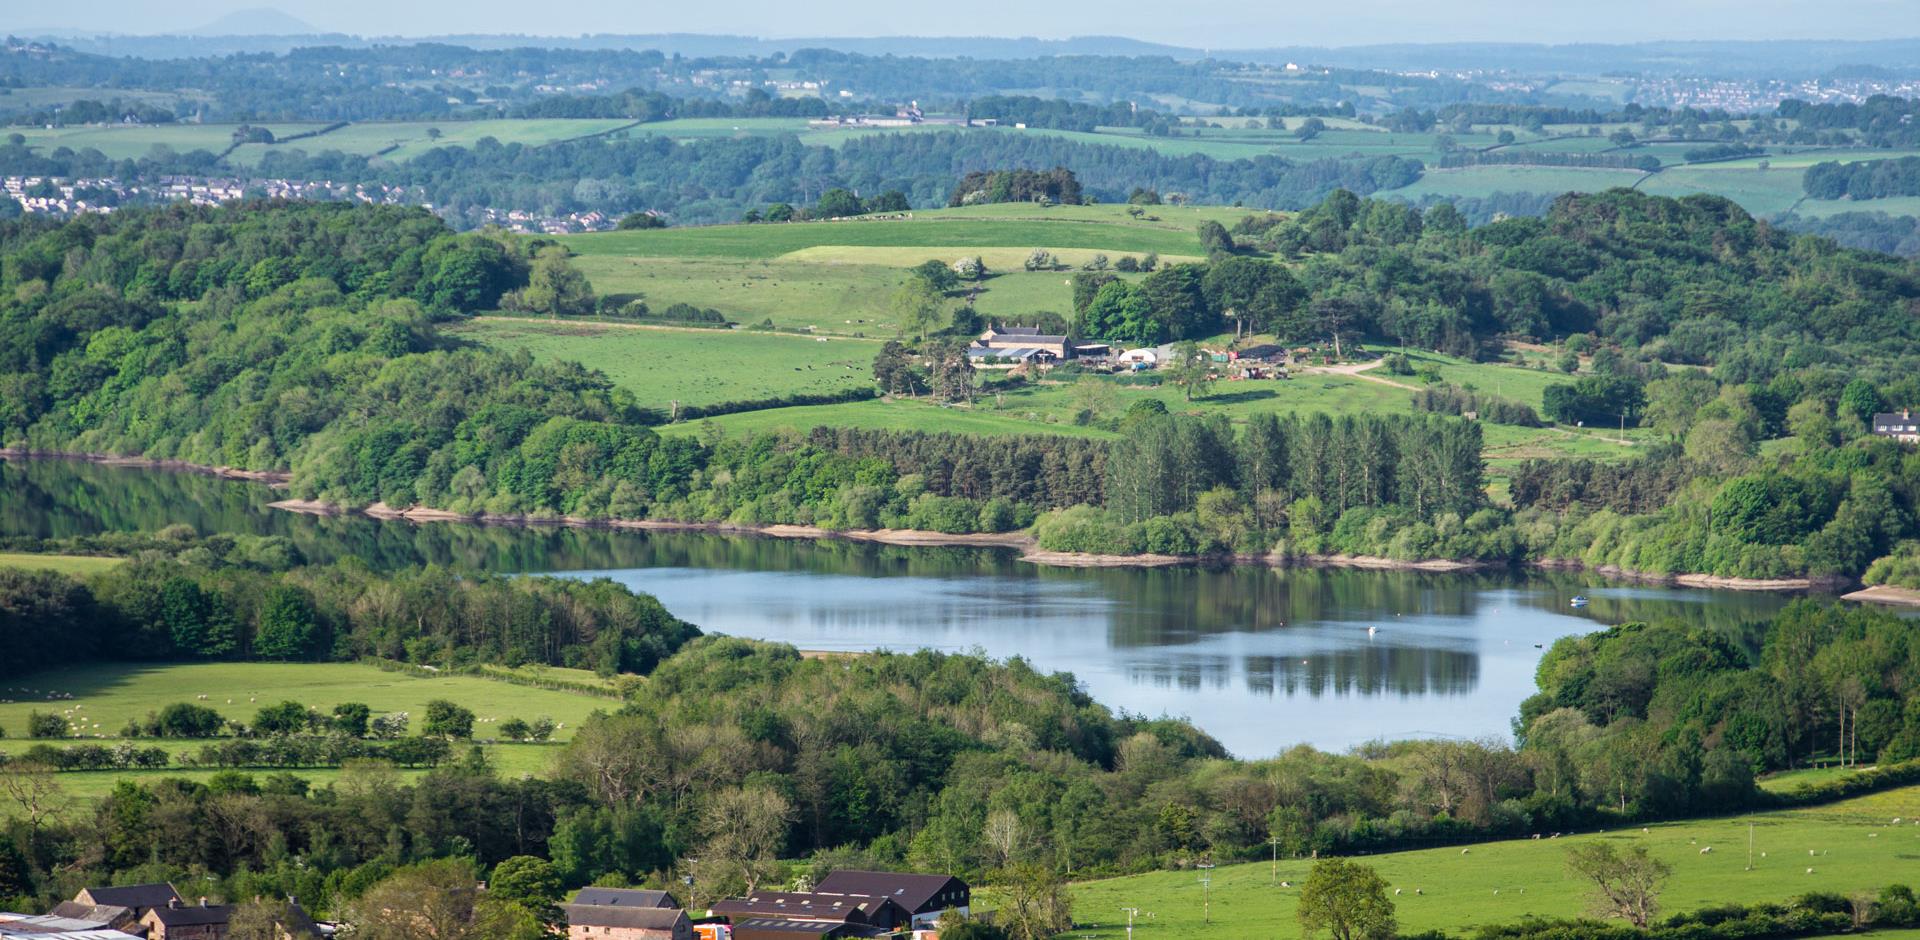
[77,885,180,911]
[728,918,878,938]
[710,893,882,925]
[563,904,688,930]
[572,888,680,909]
[43,904,128,927]
[811,871,967,915]
[1237,344,1284,358]
[148,902,229,927]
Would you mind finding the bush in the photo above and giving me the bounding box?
[252,701,314,736]
[26,712,65,739]
[423,700,475,740]
[152,702,227,738]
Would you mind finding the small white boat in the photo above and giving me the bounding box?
[1570,595,1590,608]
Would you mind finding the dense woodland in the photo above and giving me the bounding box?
[3,199,1920,582]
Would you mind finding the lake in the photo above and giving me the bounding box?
[0,457,1803,756]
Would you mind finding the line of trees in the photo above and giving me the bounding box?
[0,555,698,674]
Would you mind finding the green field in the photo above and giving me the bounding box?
[1051,785,1920,939]
[448,318,881,407]
[10,119,639,165]
[11,123,325,161]
[562,203,1229,260]
[1382,165,1652,201]
[0,552,125,575]
[558,203,1232,333]
[0,662,608,743]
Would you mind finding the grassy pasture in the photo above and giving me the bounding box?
[1381,165,1651,200]
[12,123,325,161]
[0,744,566,803]
[11,119,637,165]
[448,318,881,407]
[560,217,1206,260]
[0,662,609,743]
[657,397,1120,440]
[1048,785,1920,940]
[0,552,125,576]
[231,118,636,163]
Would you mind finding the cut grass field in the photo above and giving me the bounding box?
[1047,785,1920,939]
[559,203,1231,332]
[11,119,638,165]
[448,318,880,408]
[0,745,567,803]
[0,662,609,744]
[11,122,325,161]
[0,552,124,576]
[560,203,1231,260]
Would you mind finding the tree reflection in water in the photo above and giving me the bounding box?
[2,457,1806,755]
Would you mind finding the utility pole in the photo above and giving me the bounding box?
[1747,821,1755,872]
[1268,836,1284,885]
[1198,860,1216,925]
[1120,907,1140,940]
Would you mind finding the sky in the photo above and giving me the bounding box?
[18,0,1917,47]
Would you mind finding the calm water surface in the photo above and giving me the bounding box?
[1,457,1801,756]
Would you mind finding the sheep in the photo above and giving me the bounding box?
[1415,889,1423,896]
[1394,889,1402,896]
[1700,847,1712,854]
[1461,848,1470,854]
[1807,868,1816,874]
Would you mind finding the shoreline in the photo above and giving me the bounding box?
[270,497,1823,588]
[1840,585,1920,607]
[0,452,1851,592]
[0,448,291,485]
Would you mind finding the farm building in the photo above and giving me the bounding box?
[708,891,907,932]
[70,884,181,921]
[0,911,137,939]
[42,903,138,933]
[811,871,970,930]
[975,326,1070,361]
[726,917,885,940]
[137,898,231,940]
[573,888,682,910]
[564,903,693,940]
[1231,343,1286,363]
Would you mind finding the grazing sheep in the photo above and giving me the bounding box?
[1700,847,1712,854]
[1395,889,1402,895]
[1461,848,1470,854]
[1808,868,1816,874]
[1280,882,1290,888]
[1415,889,1423,896]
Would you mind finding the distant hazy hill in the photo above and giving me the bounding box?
[16,27,1920,78]
[184,7,317,36]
